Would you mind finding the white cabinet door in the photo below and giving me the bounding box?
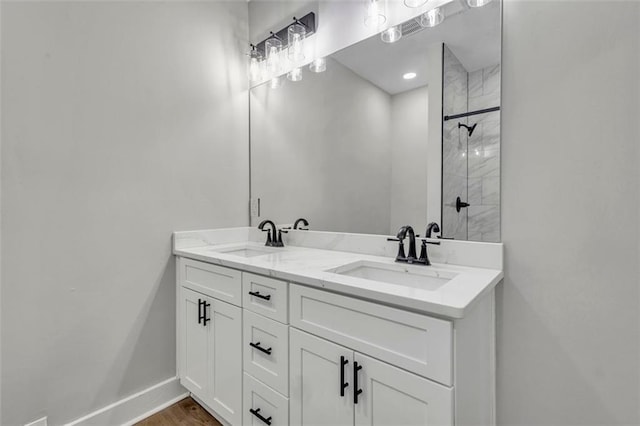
[354,353,453,426]
[206,298,243,426]
[290,328,354,426]
[179,287,209,397]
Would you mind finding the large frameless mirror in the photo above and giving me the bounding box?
[250,0,501,242]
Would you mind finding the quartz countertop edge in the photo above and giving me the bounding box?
[173,242,503,319]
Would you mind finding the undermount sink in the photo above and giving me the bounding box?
[328,260,457,291]
[208,245,277,258]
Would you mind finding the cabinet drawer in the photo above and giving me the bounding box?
[178,258,241,307]
[242,272,288,323]
[243,373,289,426]
[243,310,289,396]
[290,284,453,386]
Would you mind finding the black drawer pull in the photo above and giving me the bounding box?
[248,291,271,301]
[198,299,204,324]
[249,408,272,425]
[340,356,349,397]
[202,301,211,326]
[249,341,272,355]
[354,362,363,404]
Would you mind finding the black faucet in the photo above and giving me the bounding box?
[388,223,442,265]
[293,218,309,230]
[258,220,284,247]
[388,225,418,263]
[418,222,442,266]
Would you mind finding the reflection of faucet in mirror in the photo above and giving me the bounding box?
[419,222,442,266]
[293,218,309,230]
[458,122,478,137]
[258,219,284,247]
[426,222,440,238]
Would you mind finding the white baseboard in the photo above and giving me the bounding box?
[65,377,188,426]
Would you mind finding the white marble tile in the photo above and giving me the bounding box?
[468,148,500,178]
[468,177,483,206]
[482,176,500,206]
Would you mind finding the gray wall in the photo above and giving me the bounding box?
[499,1,640,424]
[0,2,249,425]
[389,85,429,235]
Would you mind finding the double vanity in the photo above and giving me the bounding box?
[173,226,503,426]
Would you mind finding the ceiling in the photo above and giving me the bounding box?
[331,1,501,95]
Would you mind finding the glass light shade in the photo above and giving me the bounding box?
[309,57,327,73]
[270,76,283,89]
[381,25,402,43]
[287,67,303,82]
[248,49,263,82]
[288,23,306,62]
[467,0,493,7]
[419,8,444,28]
[364,0,386,28]
[265,37,283,74]
[404,0,428,7]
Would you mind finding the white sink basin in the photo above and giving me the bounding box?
[328,260,457,291]
[208,245,279,258]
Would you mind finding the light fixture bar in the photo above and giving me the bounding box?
[254,12,316,57]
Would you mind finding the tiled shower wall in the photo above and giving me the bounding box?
[442,45,501,242]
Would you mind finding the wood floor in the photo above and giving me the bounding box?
[135,397,222,426]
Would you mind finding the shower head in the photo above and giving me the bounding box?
[458,122,478,137]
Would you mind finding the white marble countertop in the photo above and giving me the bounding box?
[173,229,503,319]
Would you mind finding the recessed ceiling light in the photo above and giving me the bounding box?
[403,72,417,80]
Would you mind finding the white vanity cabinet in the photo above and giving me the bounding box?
[177,258,243,425]
[177,256,495,426]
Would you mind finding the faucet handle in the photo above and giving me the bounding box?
[386,237,400,242]
[420,238,441,246]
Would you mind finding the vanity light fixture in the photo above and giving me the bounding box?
[287,67,303,82]
[403,72,417,80]
[364,0,387,28]
[381,25,402,43]
[265,33,283,74]
[252,13,316,78]
[467,0,493,7]
[418,7,445,28]
[247,44,264,82]
[309,57,327,73]
[288,19,307,62]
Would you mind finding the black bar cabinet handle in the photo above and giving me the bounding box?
[248,291,271,301]
[202,301,211,326]
[353,362,363,404]
[249,341,272,355]
[340,356,349,397]
[249,408,272,425]
[197,299,204,324]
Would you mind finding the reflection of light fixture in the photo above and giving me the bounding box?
[403,72,417,80]
[270,76,283,89]
[288,19,307,62]
[248,44,263,82]
[309,57,327,73]
[419,8,444,28]
[467,0,493,7]
[381,25,402,43]
[364,0,386,28]
[287,67,303,82]
[265,34,283,74]
[404,0,427,7]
